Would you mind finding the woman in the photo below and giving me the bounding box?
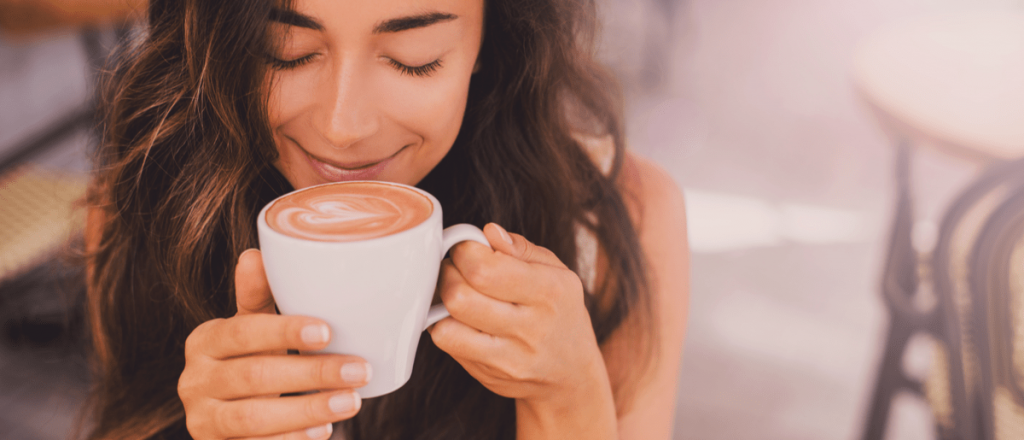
[85,0,689,439]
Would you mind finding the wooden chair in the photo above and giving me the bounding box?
[852,9,1024,440]
[0,27,125,347]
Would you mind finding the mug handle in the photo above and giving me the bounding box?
[424,224,492,330]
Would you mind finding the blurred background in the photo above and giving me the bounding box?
[3,0,1024,439]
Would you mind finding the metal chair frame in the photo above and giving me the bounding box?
[862,143,1024,440]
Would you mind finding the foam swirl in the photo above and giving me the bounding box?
[267,183,432,242]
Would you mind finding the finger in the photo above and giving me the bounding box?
[245,422,335,440]
[208,354,371,400]
[484,223,565,268]
[449,241,575,305]
[243,423,334,440]
[236,249,277,316]
[428,316,503,366]
[189,314,331,360]
[439,261,523,336]
[214,390,361,439]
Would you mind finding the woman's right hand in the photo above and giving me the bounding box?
[178,249,370,440]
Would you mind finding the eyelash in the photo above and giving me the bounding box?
[387,58,442,77]
[268,53,317,70]
[267,54,442,78]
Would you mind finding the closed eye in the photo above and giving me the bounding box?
[388,58,442,77]
[268,53,319,70]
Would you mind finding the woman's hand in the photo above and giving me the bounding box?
[177,250,371,440]
[429,224,617,437]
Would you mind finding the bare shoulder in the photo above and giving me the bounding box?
[618,151,687,238]
[603,150,690,439]
[616,150,688,310]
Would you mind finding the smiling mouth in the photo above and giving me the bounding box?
[305,146,406,171]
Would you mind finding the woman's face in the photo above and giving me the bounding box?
[266,0,484,190]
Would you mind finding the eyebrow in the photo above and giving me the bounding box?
[269,9,324,31]
[373,12,458,34]
[268,9,457,34]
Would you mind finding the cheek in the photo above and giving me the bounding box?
[266,71,319,131]
[377,73,471,185]
[383,73,472,146]
[265,72,320,187]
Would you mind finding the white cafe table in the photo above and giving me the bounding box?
[852,9,1024,440]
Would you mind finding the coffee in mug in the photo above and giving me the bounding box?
[257,181,490,398]
[265,182,433,242]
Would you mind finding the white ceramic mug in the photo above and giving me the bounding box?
[257,181,490,398]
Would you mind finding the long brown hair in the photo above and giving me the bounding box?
[84,0,655,438]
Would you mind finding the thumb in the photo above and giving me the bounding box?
[483,223,566,268]
[234,249,277,315]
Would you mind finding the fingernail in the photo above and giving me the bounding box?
[306,423,332,439]
[341,362,372,382]
[495,224,513,245]
[329,391,361,413]
[301,324,330,345]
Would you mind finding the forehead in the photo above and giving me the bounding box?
[285,0,483,31]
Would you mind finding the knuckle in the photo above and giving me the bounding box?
[225,401,262,436]
[183,335,199,359]
[243,294,276,314]
[559,271,584,297]
[431,319,449,337]
[463,260,492,288]
[452,243,481,267]
[521,244,538,263]
[185,403,215,439]
[510,321,533,342]
[316,357,335,387]
[514,366,533,382]
[240,359,267,391]
[179,362,216,403]
[185,319,219,358]
[184,411,206,439]
[544,270,575,300]
[501,362,527,381]
[429,320,453,347]
[438,261,459,288]
[507,357,540,382]
[225,321,250,351]
[442,284,468,315]
[305,394,328,423]
[449,242,468,261]
[177,370,197,401]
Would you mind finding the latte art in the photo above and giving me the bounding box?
[266,182,433,242]
[273,194,404,241]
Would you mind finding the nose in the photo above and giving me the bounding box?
[316,59,380,150]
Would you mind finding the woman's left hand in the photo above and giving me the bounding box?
[428,223,609,410]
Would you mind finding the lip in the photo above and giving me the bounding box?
[304,147,405,182]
